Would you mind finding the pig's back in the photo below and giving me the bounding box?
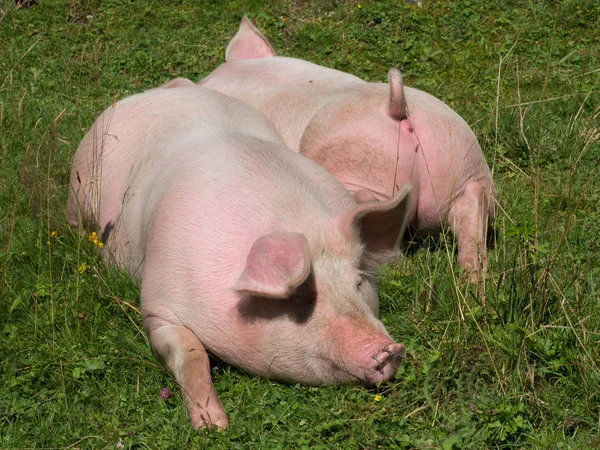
[101,87,353,275]
[69,86,283,233]
[125,130,354,274]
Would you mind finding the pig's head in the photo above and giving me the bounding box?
[230,185,411,386]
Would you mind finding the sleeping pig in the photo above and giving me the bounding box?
[68,80,411,429]
[200,16,496,280]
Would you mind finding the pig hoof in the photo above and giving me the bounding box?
[467,271,486,283]
[192,418,229,431]
[211,418,230,431]
[459,260,489,283]
[461,265,488,283]
[461,261,474,273]
[191,411,229,431]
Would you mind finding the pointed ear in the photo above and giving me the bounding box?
[340,184,412,268]
[225,15,277,62]
[388,68,407,120]
[233,232,311,299]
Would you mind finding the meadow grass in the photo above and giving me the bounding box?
[1,0,599,448]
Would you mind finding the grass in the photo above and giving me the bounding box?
[1,0,599,448]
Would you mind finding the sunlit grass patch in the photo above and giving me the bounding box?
[1,0,599,448]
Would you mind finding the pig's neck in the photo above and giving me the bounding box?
[201,61,365,151]
[254,88,338,151]
[210,84,338,151]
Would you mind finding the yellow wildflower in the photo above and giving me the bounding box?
[358,3,362,8]
[374,394,383,402]
[78,262,87,274]
[50,230,58,238]
[88,231,104,248]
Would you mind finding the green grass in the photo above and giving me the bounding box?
[1,0,599,448]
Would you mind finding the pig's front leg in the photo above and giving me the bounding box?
[448,181,491,281]
[144,316,229,430]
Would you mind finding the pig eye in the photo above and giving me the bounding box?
[356,279,364,290]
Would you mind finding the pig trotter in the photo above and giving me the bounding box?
[448,181,492,281]
[144,317,229,430]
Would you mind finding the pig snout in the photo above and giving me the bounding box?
[330,333,406,385]
[361,342,406,385]
[326,316,407,385]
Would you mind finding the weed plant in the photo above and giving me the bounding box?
[1,0,599,448]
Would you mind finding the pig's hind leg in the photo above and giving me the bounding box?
[447,181,491,281]
[144,316,229,430]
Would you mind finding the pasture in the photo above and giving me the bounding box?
[1,0,599,448]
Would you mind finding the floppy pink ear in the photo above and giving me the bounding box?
[339,184,412,268]
[388,68,407,120]
[233,232,311,299]
[225,16,277,62]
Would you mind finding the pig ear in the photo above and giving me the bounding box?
[233,232,311,299]
[225,16,277,62]
[341,184,412,268]
[388,68,407,120]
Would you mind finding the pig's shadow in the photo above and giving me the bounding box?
[100,221,114,244]
[403,226,497,257]
[236,272,317,325]
[403,231,445,257]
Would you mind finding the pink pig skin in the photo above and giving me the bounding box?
[199,17,496,279]
[68,83,411,429]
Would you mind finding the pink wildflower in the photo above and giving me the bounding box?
[160,387,173,400]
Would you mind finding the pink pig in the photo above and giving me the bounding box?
[200,17,496,279]
[68,82,411,429]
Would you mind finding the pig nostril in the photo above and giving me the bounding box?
[382,349,395,357]
[372,354,384,369]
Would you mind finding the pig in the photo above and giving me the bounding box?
[67,81,411,429]
[199,16,496,280]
